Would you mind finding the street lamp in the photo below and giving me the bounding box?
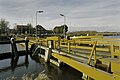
[60,14,66,38]
[36,10,43,37]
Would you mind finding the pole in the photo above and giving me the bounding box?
[35,11,43,37]
[36,12,37,37]
[60,14,66,38]
[64,16,66,38]
[21,26,22,35]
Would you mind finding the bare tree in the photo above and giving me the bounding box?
[0,18,9,34]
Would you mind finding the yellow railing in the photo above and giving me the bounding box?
[15,36,120,80]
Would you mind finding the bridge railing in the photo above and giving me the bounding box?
[15,36,120,80]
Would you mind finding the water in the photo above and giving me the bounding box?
[0,44,11,53]
[104,35,120,38]
[0,44,25,54]
[0,44,82,80]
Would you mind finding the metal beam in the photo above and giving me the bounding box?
[52,53,119,80]
[60,45,109,52]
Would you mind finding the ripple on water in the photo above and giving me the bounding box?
[4,70,50,80]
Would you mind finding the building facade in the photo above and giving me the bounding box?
[36,25,47,36]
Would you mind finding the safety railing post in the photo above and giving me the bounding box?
[68,42,70,53]
[87,41,97,65]
[54,41,56,49]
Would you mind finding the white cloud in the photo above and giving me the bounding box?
[0,0,120,31]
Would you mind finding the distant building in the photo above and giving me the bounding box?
[36,25,47,36]
[15,25,29,34]
[13,24,53,37]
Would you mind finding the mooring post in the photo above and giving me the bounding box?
[10,37,19,58]
[25,53,29,68]
[25,37,29,68]
[11,37,14,56]
[25,37,29,54]
[10,37,19,71]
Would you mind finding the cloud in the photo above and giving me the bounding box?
[0,0,120,32]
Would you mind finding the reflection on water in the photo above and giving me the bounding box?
[0,54,83,80]
[10,54,29,72]
[0,55,45,80]
[0,44,83,80]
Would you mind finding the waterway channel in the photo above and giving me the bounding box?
[0,44,83,80]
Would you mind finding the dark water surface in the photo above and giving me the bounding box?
[0,44,82,80]
[105,35,120,38]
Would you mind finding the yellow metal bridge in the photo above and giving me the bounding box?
[16,35,120,80]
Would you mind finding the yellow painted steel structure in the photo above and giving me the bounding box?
[60,44,109,52]
[87,41,97,65]
[16,36,120,80]
[52,53,120,80]
[67,42,70,53]
[70,35,103,39]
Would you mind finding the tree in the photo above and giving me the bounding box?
[27,23,33,34]
[53,26,60,34]
[61,24,68,33]
[27,23,33,28]
[0,18,9,34]
[53,24,68,34]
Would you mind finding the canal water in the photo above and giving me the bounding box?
[0,44,82,80]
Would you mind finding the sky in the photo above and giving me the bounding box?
[0,0,120,32]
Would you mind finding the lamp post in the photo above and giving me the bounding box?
[36,10,43,37]
[60,14,66,38]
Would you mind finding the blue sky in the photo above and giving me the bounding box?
[0,0,120,32]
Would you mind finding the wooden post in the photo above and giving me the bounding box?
[10,37,18,58]
[25,37,29,68]
[25,53,29,68]
[25,37,29,54]
[11,38,14,56]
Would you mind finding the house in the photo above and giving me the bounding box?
[15,25,29,34]
[36,25,47,36]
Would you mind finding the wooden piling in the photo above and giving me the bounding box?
[10,37,19,58]
[25,37,29,54]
